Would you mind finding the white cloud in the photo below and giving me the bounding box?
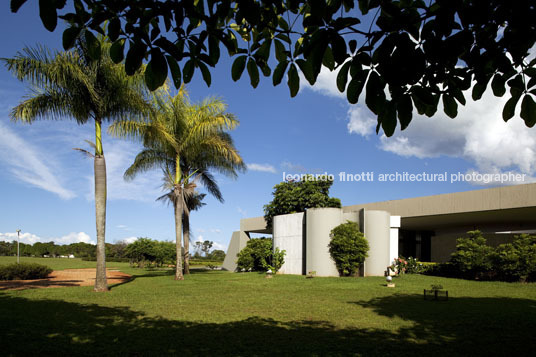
[301,66,536,180]
[378,90,536,177]
[347,106,377,137]
[210,228,221,234]
[281,161,308,173]
[0,121,76,199]
[120,236,138,244]
[211,241,226,251]
[301,66,345,99]
[247,163,277,173]
[0,231,95,245]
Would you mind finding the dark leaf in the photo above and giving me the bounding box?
[365,71,385,114]
[183,60,195,83]
[85,30,101,60]
[296,59,315,85]
[380,101,397,137]
[62,26,80,50]
[397,94,413,130]
[491,74,506,97]
[348,39,357,53]
[502,93,521,122]
[442,94,458,118]
[125,42,145,75]
[520,94,536,127]
[247,57,260,88]
[11,0,28,13]
[208,36,220,66]
[108,17,121,42]
[346,71,366,104]
[273,60,288,86]
[145,48,168,91]
[231,56,247,81]
[39,0,57,32]
[287,63,299,97]
[199,61,212,87]
[274,40,287,62]
[166,55,182,89]
[337,61,351,93]
[322,46,335,70]
[472,82,487,101]
[110,39,125,64]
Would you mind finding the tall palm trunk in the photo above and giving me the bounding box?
[94,119,108,291]
[183,211,190,275]
[174,187,184,280]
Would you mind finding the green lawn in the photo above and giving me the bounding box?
[1,258,535,356]
[0,256,131,271]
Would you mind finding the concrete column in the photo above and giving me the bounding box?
[364,210,391,276]
[389,216,400,265]
[273,212,304,275]
[306,207,342,277]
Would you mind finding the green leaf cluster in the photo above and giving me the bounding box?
[450,230,494,279]
[14,0,536,135]
[124,238,176,268]
[236,238,285,273]
[263,177,341,230]
[328,221,369,277]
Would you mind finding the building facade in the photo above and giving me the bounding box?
[223,183,536,276]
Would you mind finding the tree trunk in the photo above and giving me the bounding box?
[174,188,184,281]
[183,211,190,275]
[94,154,108,291]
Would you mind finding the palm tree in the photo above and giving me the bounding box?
[2,34,149,291]
[109,88,245,279]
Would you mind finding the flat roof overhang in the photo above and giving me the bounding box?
[401,206,536,231]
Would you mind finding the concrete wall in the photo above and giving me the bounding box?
[343,183,536,217]
[222,231,249,271]
[273,212,304,275]
[363,210,391,276]
[305,208,341,277]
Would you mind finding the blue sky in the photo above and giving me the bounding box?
[1,5,535,251]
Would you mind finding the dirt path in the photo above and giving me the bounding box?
[0,268,131,291]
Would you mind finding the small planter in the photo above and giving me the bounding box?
[306,271,316,279]
[265,270,273,279]
[424,289,448,301]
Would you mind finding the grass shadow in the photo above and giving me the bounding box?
[1,292,535,356]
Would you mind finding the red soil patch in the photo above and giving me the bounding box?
[0,268,132,291]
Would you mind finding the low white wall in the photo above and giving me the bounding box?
[273,212,304,275]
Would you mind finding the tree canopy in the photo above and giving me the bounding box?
[11,0,536,135]
[263,177,341,230]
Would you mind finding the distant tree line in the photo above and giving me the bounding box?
[0,238,226,266]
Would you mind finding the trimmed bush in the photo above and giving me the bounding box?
[328,221,369,277]
[493,234,536,282]
[450,230,494,279]
[236,238,286,272]
[0,263,52,280]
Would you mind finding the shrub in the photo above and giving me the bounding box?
[450,230,494,279]
[236,238,286,272]
[328,221,369,277]
[0,263,52,280]
[390,256,424,274]
[493,234,536,282]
